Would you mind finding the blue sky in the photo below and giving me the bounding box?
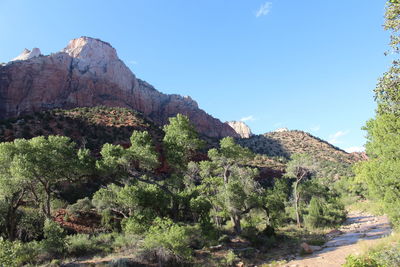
[0,0,391,152]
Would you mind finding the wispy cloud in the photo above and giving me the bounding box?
[127,60,138,65]
[345,146,365,153]
[310,125,320,132]
[241,115,256,122]
[328,130,349,145]
[256,2,272,17]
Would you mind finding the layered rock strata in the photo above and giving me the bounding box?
[0,37,238,138]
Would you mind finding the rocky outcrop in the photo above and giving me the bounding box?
[0,37,238,138]
[226,121,253,138]
[275,127,289,132]
[12,48,41,61]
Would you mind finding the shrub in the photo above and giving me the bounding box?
[66,232,115,257]
[224,250,239,266]
[66,234,98,257]
[14,241,41,266]
[16,207,45,241]
[66,197,93,218]
[51,198,68,212]
[0,238,19,267]
[344,241,400,267]
[122,215,151,235]
[42,219,66,256]
[141,218,192,263]
[113,233,140,251]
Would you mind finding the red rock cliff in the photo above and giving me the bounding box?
[0,37,238,138]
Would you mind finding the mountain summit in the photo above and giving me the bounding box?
[0,37,238,138]
[226,121,253,138]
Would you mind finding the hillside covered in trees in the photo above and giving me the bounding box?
[0,112,351,266]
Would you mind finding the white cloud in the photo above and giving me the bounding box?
[310,125,320,132]
[127,60,138,65]
[256,2,272,17]
[328,130,349,145]
[345,146,365,153]
[241,115,256,122]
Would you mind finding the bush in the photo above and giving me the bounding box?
[16,207,45,242]
[122,213,154,235]
[42,219,66,256]
[0,238,19,267]
[141,217,192,263]
[344,242,400,267]
[113,233,140,251]
[66,233,115,257]
[304,196,346,229]
[66,197,93,218]
[14,241,41,266]
[224,250,239,266]
[66,234,98,257]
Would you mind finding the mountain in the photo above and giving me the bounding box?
[226,121,253,138]
[237,130,361,164]
[0,36,238,138]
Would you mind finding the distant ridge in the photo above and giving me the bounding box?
[237,130,362,164]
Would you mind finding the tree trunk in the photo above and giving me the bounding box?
[231,214,242,234]
[294,181,301,228]
[45,188,51,218]
[6,207,17,241]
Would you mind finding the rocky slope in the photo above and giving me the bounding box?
[238,130,361,164]
[0,36,238,138]
[226,121,253,138]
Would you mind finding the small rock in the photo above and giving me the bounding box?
[300,242,313,254]
[236,262,244,267]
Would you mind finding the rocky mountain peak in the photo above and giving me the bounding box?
[62,36,118,62]
[226,121,253,138]
[0,37,238,138]
[11,47,41,61]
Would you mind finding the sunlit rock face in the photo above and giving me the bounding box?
[0,37,238,138]
[11,48,41,61]
[226,121,253,138]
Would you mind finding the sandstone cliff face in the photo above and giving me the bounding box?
[0,37,238,138]
[226,121,253,138]
[12,48,41,61]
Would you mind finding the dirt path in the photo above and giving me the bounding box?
[281,212,392,267]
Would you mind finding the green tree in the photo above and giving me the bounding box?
[10,136,91,218]
[196,137,261,234]
[163,114,204,171]
[285,153,318,227]
[141,217,192,263]
[92,182,169,231]
[0,140,30,240]
[354,0,400,226]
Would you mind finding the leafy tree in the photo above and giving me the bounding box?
[163,114,204,171]
[262,178,290,228]
[10,136,92,218]
[354,0,400,226]
[96,131,170,194]
[285,153,318,227]
[92,182,169,231]
[195,137,262,234]
[0,140,30,240]
[42,219,66,256]
[141,217,192,263]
